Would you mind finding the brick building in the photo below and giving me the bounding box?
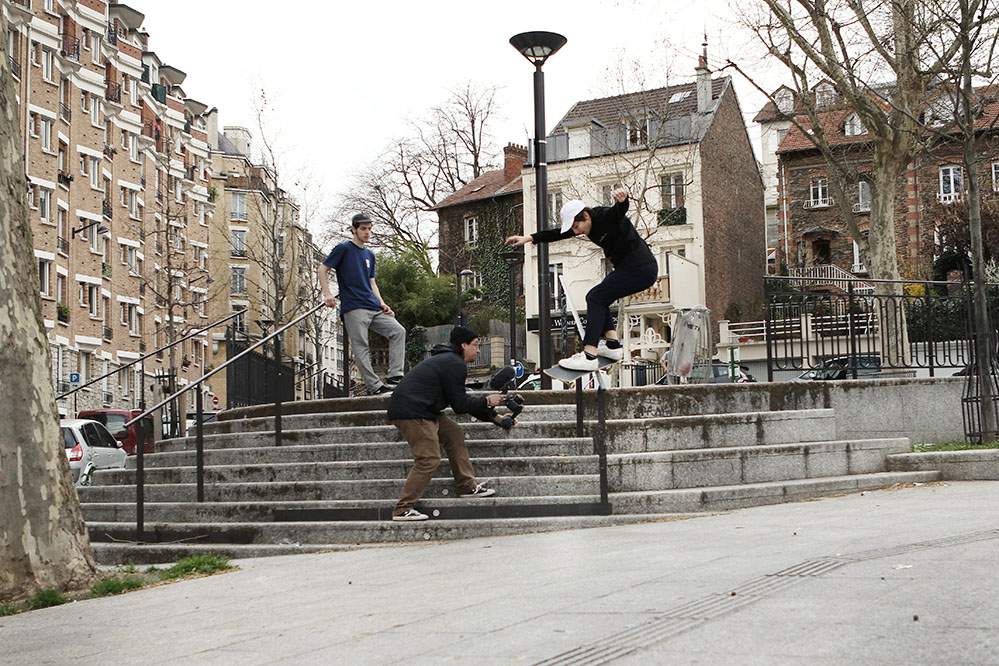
[758,82,999,282]
[519,49,765,373]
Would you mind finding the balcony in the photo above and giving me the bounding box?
[938,192,963,204]
[105,82,122,104]
[56,236,69,254]
[657,206,687,226]
[59,103,72,122]
[852,202,871,214]
[103,325,113,341]
[61,36,80,62]
[101,262,112,279]
[57,170,73,188]
[230,248,247,258]
[627,276,671,305]
[106,23,118,46]
[231,210,248,221]
[102,199,112,219]
[57,304,70,324]
[151,83,167,105]
[803,198,834,209]
[8,56,21,80]
[103,143,116,159]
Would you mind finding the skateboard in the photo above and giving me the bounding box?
[544,356,618,384]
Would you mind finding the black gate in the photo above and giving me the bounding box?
[226,333,295,408]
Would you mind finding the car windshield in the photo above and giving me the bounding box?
[62,428,76,448]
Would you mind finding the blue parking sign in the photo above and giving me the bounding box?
[69,372,81,385]
[513,362,525,379]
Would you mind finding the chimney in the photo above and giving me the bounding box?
[503,143,528,181]
[223,126,252,158]
[696,35,712,113]
[205,108,219,150]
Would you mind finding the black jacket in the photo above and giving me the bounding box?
[387,344,491,421]
[531,198,655,267]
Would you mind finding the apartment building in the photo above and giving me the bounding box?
[520,52,765,375]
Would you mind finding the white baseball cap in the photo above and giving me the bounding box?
[559,199,586,233]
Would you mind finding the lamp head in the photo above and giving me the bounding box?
[509,31,567,66]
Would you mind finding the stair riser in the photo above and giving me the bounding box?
[130,440,594,468]
[610,441,910,492]
[77,476,599,503]
[97,457,598,486]
[607,415,834,454]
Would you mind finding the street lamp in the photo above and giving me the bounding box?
[510,30,566,389]
[455,269,474,327]
[71,220,109,238]
[501,246,524,363]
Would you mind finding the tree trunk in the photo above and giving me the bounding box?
[0,33,97,601]
[869,163,909,367]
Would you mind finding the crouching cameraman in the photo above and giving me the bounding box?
[387,326,516,522]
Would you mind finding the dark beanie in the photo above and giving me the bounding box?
[351,213,372,227]
[450,325,478,347]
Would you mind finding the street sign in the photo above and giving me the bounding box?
[512,361,525,379]
[69,372,81,385]
[211,395,219,407]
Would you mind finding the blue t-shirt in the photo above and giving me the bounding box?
[322,241,381,314]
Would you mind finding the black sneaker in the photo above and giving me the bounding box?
[385,375,404,386]
[459,483,496,498]
[374,385,394,395]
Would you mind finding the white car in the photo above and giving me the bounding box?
[61,418,127,486]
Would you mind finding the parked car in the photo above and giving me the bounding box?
[656,360,756,385]
[77,408,154,455]
[185,411,218,431]
[516,372,602,391]
[797,354,882,381]
[62,419,127,486]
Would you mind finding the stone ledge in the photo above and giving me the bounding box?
[888,449,999,480]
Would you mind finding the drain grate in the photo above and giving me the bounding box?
[533,531,999,665]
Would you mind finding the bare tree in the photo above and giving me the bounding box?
[333,83,501,273]
[0,24,97,601]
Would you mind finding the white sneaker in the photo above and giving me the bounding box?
[558,352,599,372]
[596,340,624,361]
[459,483,496,498]
[392,508,428,521]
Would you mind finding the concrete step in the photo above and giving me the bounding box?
[90,542,355,566]
[611,470,942,513]
[155,409,836,455]
[97,455,599,486]
[84,513,683,554]
[199,405,580,436]
[80,495,607,523]
[130,438,595,468]
[608,438,912,492]
[77,474,600,503]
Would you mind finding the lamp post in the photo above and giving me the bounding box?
[501,246,524,363]
[510,30,566,389]
[455,268,474,326]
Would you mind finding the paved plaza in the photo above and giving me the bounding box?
[3,481,998,664]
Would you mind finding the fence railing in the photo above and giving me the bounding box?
[788,264,874,294]
[764,276,998,381]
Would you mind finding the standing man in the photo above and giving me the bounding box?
[319,213,406,395]
[387,326,509,522]
[506,188,657,372]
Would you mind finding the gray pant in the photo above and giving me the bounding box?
[343,308,406,392]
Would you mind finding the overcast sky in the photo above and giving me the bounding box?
[138,0,784,235]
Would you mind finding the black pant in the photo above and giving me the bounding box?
[583,259,658,347]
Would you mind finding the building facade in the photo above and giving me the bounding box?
[520,54,765,376]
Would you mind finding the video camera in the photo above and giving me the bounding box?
[487,366,525,429]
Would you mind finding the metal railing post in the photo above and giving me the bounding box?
[575,377,584,438]
[848,281,858,379]
[274,333,283,448]
[927,286,936,377]
[595,386,609,511]
[764,280,775,383]
[136,357,145,542]
[196,387,204,502]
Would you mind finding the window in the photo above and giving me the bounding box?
[91,98,102,127]
[38,188,53,223]
[775,89,794,114]
[197,202,206,225]
[939,165,963,203]
[668,90,692,105]
[38,259,52,297]
[844,113,865,137]
[85,285,99,317]
[39,118,52,151]
[90,33,100,65]
[56,274,66,305]
[814,83,836,108]
[776,128,789,146]
[660,172,685,208]
[128,190,139,219]
[461,270,484,300]
[27,184,37,209]
[547,190,563,228]
[627,121,648,147]
[81,91,90,112]
[129,132,138,161]
[196,246,207,270]
[175,179,183,202]
[855,180,872,212]
[548,263,564,305]
[79,352,91,384]
[463,216,477,246]
[89,157,100,189]
[130,78,138,103]
[41,49,53,82]
[56,209,67,248]
[232,304,246,333]
[807,178,830,207]
[231,192,247,220]
[28,112,38,138]
[853,233,869,273]
[601,182,622,205]
[992,162,999,193]
[231,267,247,294]
[44,0,54,12]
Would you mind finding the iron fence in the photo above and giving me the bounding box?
[765,276,999,381]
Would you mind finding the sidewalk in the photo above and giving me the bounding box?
[3,481,998,664]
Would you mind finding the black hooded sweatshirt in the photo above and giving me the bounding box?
[530,198,655,267]
[387,344,491,421]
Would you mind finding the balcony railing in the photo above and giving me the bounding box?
[103,143,116,159]
[151,83,167,104]
[101,390,114,405]
[57,170,73,188]
[106,82,122,104]
[788,264,874,294]
[628,276,671,305]
[803,198,834,209]
[938,192,963,204]
[231,210,248,221]
[58,380,71,394]
[230,248,247,258]
[57,305,70,324]
[8,56,21,79]
[102,199,113,219]
[852,202,871,214]
[103,325,113,341]
[101,262,112,279]
[61,37,80,62]
[57,236,69,254]
[106,23,119,46]
[657,206,687,226]
[59,103,71,122]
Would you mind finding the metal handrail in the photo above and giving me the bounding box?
[57,308,247,401]
[125,303,323,429]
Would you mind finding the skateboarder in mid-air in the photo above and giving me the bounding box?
[506,187,657,372]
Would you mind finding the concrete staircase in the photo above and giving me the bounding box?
[79,391,940,564]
